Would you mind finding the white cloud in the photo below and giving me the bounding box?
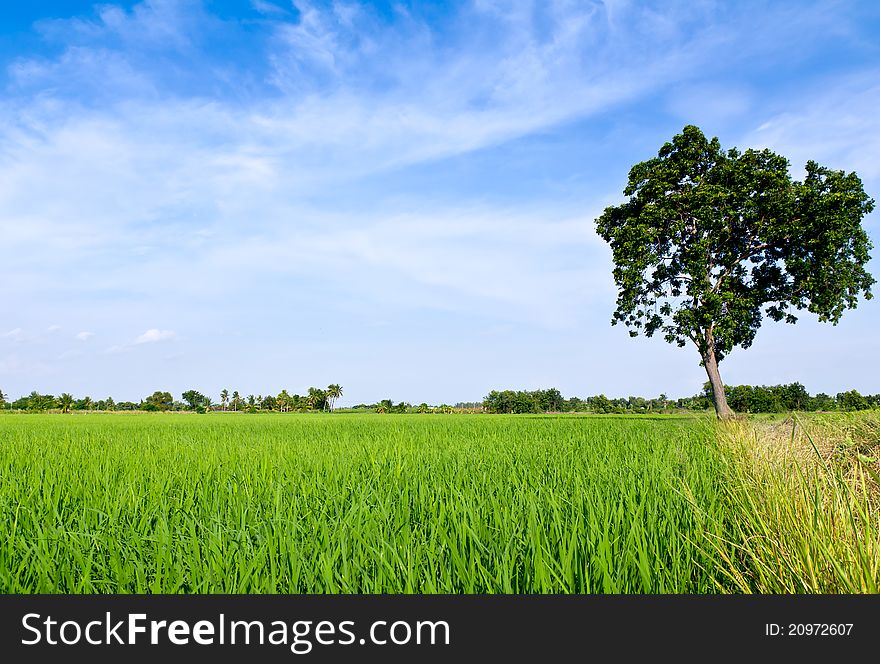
[47,324,62,332]
[741,71,880,184]
[251,1,289,17]
[0,0,876,399]
[134,329,176,344]
[2,328,25,341]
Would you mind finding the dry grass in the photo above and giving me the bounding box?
[705,412,880,593]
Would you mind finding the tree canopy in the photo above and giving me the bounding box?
[596,125,874,417]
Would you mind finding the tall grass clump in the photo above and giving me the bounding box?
[0,413,733,593]
[706,412,880,593]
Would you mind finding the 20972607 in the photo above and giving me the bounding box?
[765,623,854,636]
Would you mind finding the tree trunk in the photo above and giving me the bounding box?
[701,342,734,419]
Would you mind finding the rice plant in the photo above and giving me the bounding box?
[0,413,731,593]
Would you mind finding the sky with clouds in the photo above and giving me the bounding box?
[1,0,879,404]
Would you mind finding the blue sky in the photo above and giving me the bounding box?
[1,0,879,405]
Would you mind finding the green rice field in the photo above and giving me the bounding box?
[0,413,877,593]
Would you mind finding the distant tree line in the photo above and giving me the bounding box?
[347,400,457,414]
[1,382,877,415]
[0,385,343,414]
[482,384,880,414]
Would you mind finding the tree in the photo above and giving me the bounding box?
[0,389,6,409]
[837,389,870,411]
[27,391,54,411]
[812,392,836,411]
[181,390,206,411]
[596,125,874,418]
[589,394,612,414]
[220,389,229,411]
[536,388,564,412]
[143,391,173,411]
[231,390,241,412]
[326,384,343,412]
[59,393,74,413]
[307,387,327,411]
[277,389,291,412]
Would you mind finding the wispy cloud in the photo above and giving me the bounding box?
[741,71,880,184]
[0,0,876,400]
[251,1,289,18]
[2,328,25,341]
[134,329,176,344]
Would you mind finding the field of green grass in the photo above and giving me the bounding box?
[0,412,877,593]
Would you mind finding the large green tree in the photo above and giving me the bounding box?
[596,125,874,418]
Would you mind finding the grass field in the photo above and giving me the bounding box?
[0,412,877,593]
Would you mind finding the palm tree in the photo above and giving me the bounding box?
[220,389,229,411]
[307,387,327,411]
[0,388,7,409]
[203,396,213,412]
[82,396,93,411]
[278,389,291,412]
[231,390,241,412]
[326,384,343,412]
[59,393,74,413]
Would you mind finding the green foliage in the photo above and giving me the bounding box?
[142,391,173,411]
[483,389,557,414]
[22,391,55,412]
[595,125,874,361]
[181,390,207,411]
[596,125,874,418]
[484,389,675,414]
[307,387,328,412]
[326,384,343,411]
[58,393,74,414]
[837,389,871,412]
